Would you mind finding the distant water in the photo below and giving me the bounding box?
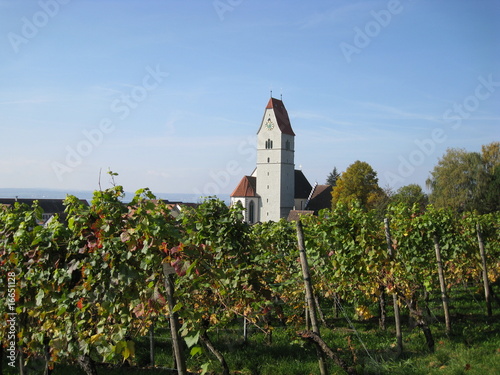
[0,188,229,204]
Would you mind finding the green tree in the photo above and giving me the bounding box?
[426,142,499,213]
[479,142,500,212]
[331,160,385,210]
[391,184,428,211]
[326,167,340,186]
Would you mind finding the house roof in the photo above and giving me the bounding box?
[306,184,333,213]
[0,198,89,225]
[266,97,295,136]
[295,170,312,199]
[230,176,257,197]
[157,200,200,209]
[0,198,88,214]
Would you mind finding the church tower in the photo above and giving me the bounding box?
[231,97,314,223]
[255,97,295,221]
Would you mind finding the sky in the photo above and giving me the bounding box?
[1,0,499,200]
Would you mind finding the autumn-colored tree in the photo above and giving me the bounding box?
[331,161,385,210]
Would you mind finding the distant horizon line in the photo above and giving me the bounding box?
[0,187,230,204]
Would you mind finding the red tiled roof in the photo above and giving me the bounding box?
[266,98,295,136]
[230,176,257,197]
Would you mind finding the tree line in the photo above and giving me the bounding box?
[327,141,499,214]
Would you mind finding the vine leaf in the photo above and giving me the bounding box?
[35,289,45,306]
[185,331,200,348]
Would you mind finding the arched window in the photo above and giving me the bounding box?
[286,140,290,150]
[249,200,255,223]
[265,139,273,149]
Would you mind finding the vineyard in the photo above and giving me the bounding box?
[1,186,499,375]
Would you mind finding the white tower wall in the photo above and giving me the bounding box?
[256,100,295,221]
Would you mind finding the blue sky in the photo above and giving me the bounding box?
[1,0,499,199]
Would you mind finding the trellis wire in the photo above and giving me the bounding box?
[332,294,377,364]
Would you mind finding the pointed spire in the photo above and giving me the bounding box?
[265,97,295,136]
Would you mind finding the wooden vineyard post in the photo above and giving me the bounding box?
[305,295,311,331]
[296,220,357,375]
[296,219,327,375]
[149,323,155,366]
[378,285,387,331]
[163,264,187,375]
[433,234,451,335]
[44,337,51,375]
[477,223,492,316]
[314,294,327,327]
[77,355,97,375]
[243,317,248,343]
[19,342,26,375]
[384,218,403,356]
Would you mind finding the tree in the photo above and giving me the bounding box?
[391,184,428,211]
[426,148,481,212]
[482,166,500,212]
[481,142,500,172]
[326,167,340,186]
[331,161,385,210]
[479,142,500,212]
[426,142,499,213]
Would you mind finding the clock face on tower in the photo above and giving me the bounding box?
[265,118,274,130]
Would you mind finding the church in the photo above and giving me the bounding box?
[230,97,332,223]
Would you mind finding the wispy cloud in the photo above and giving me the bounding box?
[0,98,54,105]
[0,87,87,106]
[146,169,171,179]
[356,101,442,123]
[298,1,381,29]
[88,85,128,97]
[291,110,358,127]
